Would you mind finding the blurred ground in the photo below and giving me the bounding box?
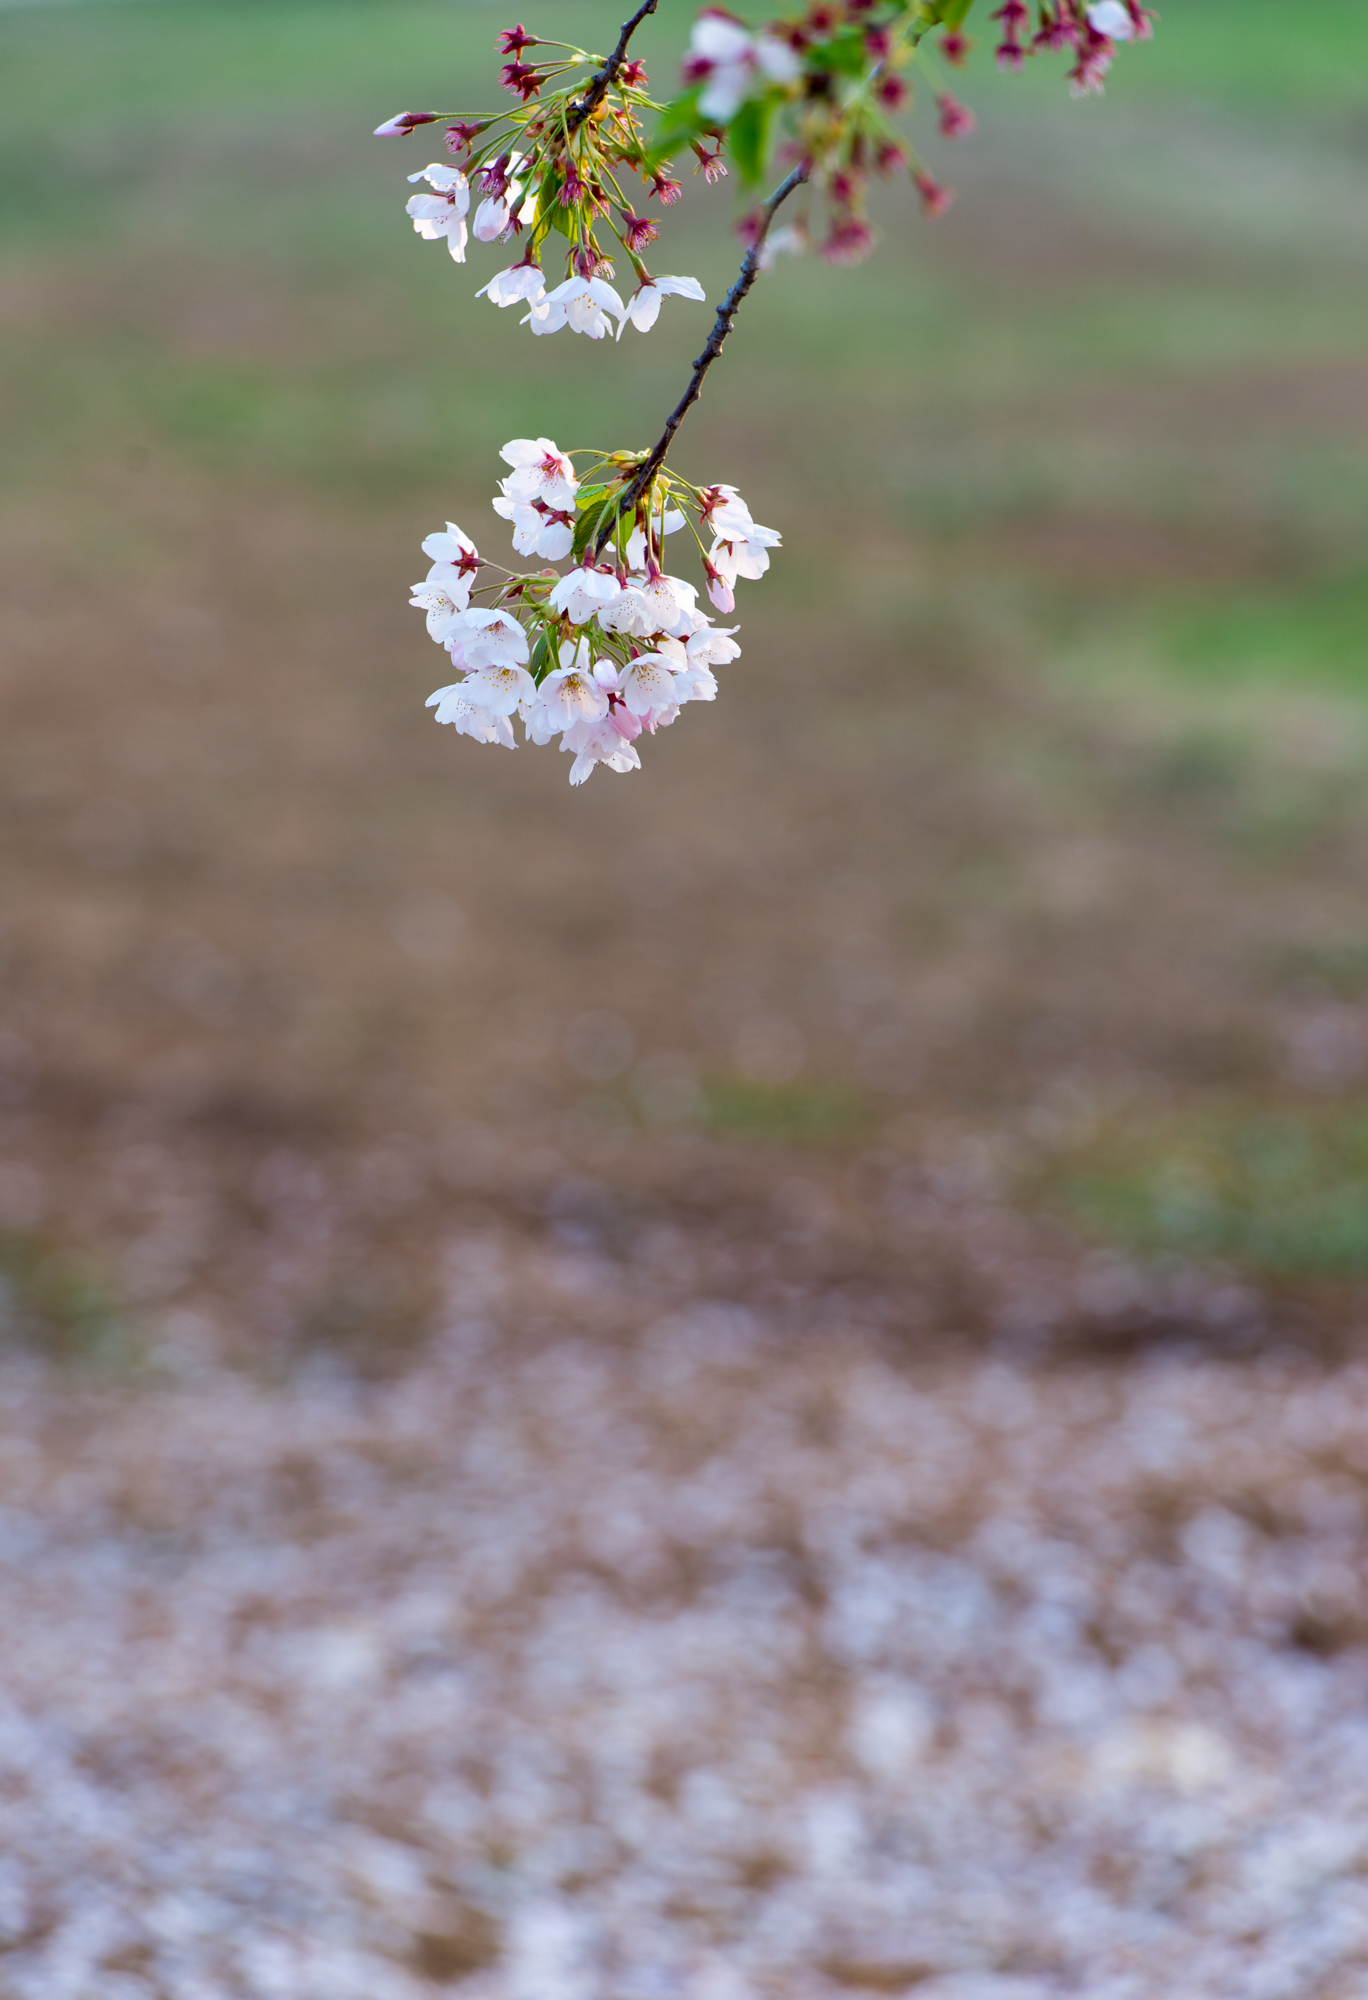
[2,0,1368,1992]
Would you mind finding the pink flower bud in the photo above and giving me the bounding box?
[940,30,970,65]
[876,73,909,110]
[705,565,735,615]
[373,111,438,137]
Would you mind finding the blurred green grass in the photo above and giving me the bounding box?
[1042,1108,1368,1278]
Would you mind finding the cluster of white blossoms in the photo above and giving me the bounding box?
[411,438,780,785]
[681,12,803,123]
[405,163,707,340]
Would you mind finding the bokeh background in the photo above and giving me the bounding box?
[3,3,1368,1995]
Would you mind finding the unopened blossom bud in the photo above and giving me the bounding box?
[864,25,892,59]
[876,73,909,111]
[940,30,971,64]
[374,111,439,137]
[937,92,976,139]
[807,3,840,35]
[913,169,953,218]
[1087,0,1133,38]
[497,23,539,55]
[704,562,735,615]
[874,139,908,175]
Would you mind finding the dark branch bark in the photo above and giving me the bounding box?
[566,0,660,134]
[592,161,810,558]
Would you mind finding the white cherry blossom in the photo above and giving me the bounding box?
[500,439,578,510]
[1087,1,1135,38]
[617,652,679,716]
[624,510,685,569]
[425,685,517,748]
[710,529,780,586]
[596,585,656,638]
[690,623,741,667]
[702,484,757,540]
[562,714,643,785]
[535,653,611,733]
[492,481,575,561]
[548,566,622,624]
[645,572,699,634]
[409,565,474,643]
[459,608,531,667]
[759,222,806,271]
[406,165,470,263]
[617,275,707,336]
[524,276,626,340]
[459,662,537,714]
[420,521,479,569]
[477,263,547,310]
[688,15,802,122]
[672,659,720,702]
[473,192,519,242]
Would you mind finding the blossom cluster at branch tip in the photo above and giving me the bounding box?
[993,0,1153,93]
[379,0,1155,315]
[381,23,723,346]
[412,442,776,786]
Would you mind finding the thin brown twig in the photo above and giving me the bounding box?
[566,0,660,134]
[592,160,810,558]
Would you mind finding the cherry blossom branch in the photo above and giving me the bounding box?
[565,0,660,135]
[593,159,810,556]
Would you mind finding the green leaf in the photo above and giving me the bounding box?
[728,93,776,187]
[806,29,867,76]
[647,84,708,166]
[925,0,976,27]
[573,485,625,562]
